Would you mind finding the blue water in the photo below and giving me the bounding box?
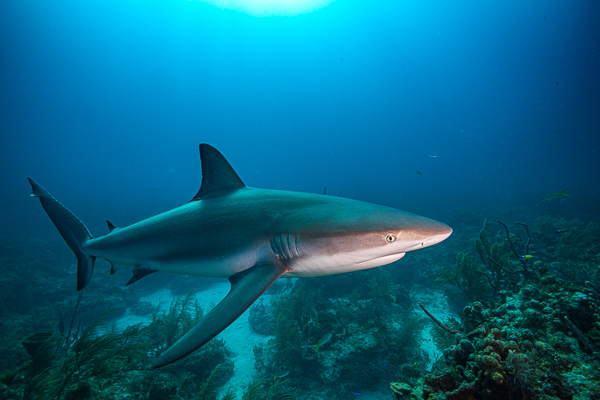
[1,2,599,398]
[2,0,598,236]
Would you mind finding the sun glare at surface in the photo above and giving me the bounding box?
[195,0,336,17]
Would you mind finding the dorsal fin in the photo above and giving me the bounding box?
[190,144,245,201]
[106,220,117,233]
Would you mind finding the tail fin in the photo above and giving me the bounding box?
[28,178,95,290]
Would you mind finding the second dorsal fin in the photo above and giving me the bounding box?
[190,144,245,201]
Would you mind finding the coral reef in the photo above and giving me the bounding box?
[407,216,600,400]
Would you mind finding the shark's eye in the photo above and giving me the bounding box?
[385,233,396,243]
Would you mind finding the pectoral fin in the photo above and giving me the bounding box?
[151,260,289,368]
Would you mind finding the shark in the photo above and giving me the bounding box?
[28,144,452,368]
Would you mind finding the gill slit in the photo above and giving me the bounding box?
[293,235,300,257]
[283,234,293,260]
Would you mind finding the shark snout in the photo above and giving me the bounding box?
[420,221,452,247]
[397,216,452,251]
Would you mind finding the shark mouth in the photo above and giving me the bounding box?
[357,252,406,268]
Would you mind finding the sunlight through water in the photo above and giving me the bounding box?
[195,0,336,17]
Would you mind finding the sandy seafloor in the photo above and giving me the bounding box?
[114,281,453,399]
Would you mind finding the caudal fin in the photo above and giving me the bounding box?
[28,178,95,290]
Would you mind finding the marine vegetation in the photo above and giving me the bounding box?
[436,220,539,303]
[238,376,296,400]
[436,251,489,302]
[1,293,234,400]
[251,268,425,399]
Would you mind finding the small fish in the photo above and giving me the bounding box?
[543,188,569,201]
[521,255,537,260]
[352,392,363,396]
[416,171,422,176]
[310,333,333,354]
[382,362,387,368]
[555,229,570,234]
[272,371,289,380]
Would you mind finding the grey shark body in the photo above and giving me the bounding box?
[29,144,451,367]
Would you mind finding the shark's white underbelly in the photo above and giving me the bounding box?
[282,252,406,278]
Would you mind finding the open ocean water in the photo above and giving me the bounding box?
[1,1,599,399]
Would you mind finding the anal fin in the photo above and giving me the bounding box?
[151,260,289,368]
